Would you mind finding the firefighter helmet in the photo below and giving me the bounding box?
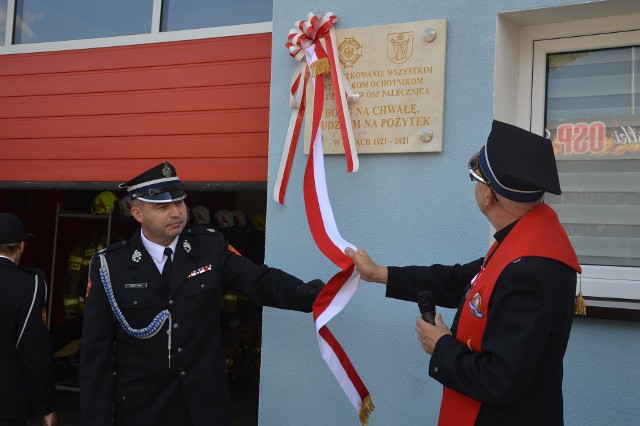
[91,191,121,215]
[214,209,235,228]
[192,205,211,225]
[120,194,134,217]
[231,209,247,228]
[251,213,266,231]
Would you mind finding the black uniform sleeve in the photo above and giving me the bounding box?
[16,275,57,416]
[80,255,115,425]
[386,258,484,308]
[429,257,573,405]
[217,236,321,312]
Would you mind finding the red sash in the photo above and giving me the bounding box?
[438,204,581,426]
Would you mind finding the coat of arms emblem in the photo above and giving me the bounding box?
[387,32,413,64]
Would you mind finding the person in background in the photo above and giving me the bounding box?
[0,213,58,426]
[80,162,324,426]
[346,120,581,425]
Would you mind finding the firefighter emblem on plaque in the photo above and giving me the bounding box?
[338,37,363,68]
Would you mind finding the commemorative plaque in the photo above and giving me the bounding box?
[303,19,447,154]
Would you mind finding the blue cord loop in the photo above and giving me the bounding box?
[98,254,172,340]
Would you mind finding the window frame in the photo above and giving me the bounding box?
[520,18,640,317]
[1,0,272,54]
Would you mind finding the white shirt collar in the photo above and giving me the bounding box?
[0,254,15,264]
[140,230,179,264]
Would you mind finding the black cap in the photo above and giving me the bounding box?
[119,162,187,203]
[0,213,36,244]
[474,120,561,202]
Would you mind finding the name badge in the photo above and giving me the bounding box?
[124,283,148,289]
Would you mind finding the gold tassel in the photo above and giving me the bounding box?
[574,274,587,316]
[359,395,375,426]
[310,57,330,77]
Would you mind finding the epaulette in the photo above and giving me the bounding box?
[185,225,219,236]
[18,267,42,279]
[101,238,132,254]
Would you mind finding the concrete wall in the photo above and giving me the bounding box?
[261,1,640,424]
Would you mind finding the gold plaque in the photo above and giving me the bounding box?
[304,19,447,154]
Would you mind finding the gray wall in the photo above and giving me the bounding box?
[261,1,640,424]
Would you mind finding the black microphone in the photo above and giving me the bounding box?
[417,291,436,325]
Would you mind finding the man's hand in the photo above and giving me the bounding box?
[295,279,325,312]
[42,411,58,426]
[416,313,451,355]
[344,247,388,284]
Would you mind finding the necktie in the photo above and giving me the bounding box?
[162,247,173,293]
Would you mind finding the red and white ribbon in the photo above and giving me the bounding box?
[306,111,374,424]
[275,12,373,425]
[274,12,359,206]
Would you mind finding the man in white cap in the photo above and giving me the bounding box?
[80,162,323,426]
[0,213,57,426]
[346,120,581,425]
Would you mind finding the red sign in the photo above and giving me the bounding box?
[547,119,640,159]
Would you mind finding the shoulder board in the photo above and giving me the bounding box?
[17,267,40,278]
[186,225,219,235]
[101,238,132,254]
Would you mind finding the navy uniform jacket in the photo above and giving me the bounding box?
[386,225,577,425]
[0,257,57,421]
[80,226,313,426]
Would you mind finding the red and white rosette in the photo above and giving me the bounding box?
[274,12,373,425]
[274,11,359,206]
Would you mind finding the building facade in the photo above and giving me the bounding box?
[2,0,639,425]
[262,1,640,425]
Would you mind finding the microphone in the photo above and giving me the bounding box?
[417,291,436,325]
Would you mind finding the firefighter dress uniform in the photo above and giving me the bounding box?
[79,162,323,426]
[386,121,582,425]
[0,214,57,424]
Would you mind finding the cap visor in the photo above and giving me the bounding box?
[136,190,187,203]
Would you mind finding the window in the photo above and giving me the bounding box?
[161,0,272,32]
[0,0,7,44]
[13,0,153,44]
[544,44,640,268]
[0,0,272,52]
[530,29,640,314]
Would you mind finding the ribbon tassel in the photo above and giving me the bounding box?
[310,57,330,77]
[574,274,587,316]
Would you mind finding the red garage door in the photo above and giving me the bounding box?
[0,33,272,184]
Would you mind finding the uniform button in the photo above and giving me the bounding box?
[200,283,205,288]
[433,366,439,374]
[168,299,174,305]
[122,396,126,401]
[132,300,138,305]
[177,347,183,353]
[180,371,186,376]
[173,323,179,329]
